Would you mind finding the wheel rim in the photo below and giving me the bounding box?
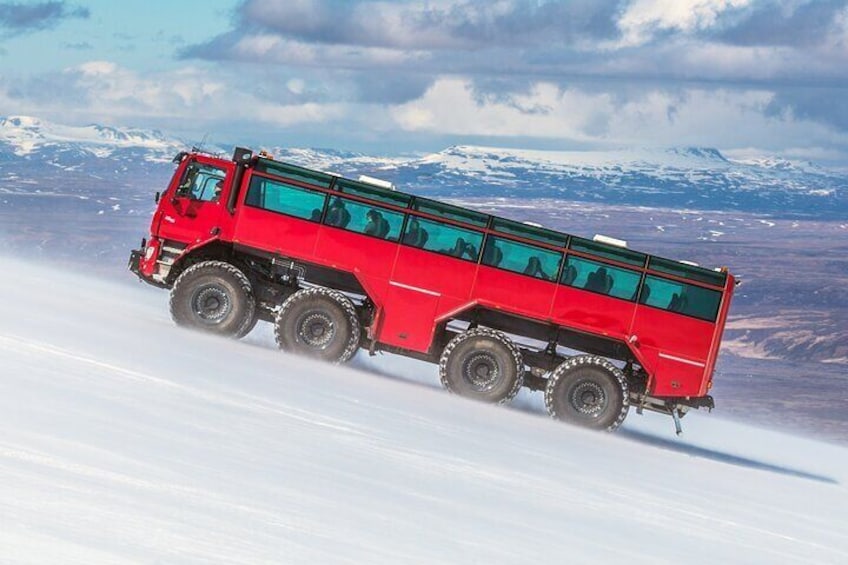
[568,379,607,418]
[295,311,336,350]
[192,285,232,325]
[461,352,501,392]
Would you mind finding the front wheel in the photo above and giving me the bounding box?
[439,327,524,404]
[169,261,256,338]
[545,355,629,431]
[274,288,361,363]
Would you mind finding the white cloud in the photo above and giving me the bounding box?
[76,60,118,76]
[617,0,752,47]
[389,76,847,153]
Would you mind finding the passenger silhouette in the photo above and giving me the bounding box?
[404,218,428,247]
[523,255,550,280]
[326,198,351,228]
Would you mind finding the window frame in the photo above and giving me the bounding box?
[243,174,329,223]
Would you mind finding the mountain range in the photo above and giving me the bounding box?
[2,115,845,218]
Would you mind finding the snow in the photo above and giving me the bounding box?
[0,115,181,156]
[2,255,848,563]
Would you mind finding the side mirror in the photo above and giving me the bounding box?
[154,191,161,204]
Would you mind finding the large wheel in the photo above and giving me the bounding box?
[274,287,360,363]
[545,355,629,431]
[169,261,256,338]
[439,327,524,404]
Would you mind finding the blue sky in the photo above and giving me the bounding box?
[1,0,848,163]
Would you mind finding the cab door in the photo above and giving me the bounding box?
[155,155,234,244]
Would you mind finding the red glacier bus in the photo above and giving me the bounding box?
[130,147,736,432]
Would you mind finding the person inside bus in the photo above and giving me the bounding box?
[364,209,389,238]
[326,198,351,228]
[482,242,503,267]
[523,255,551,280]
[211,180,223,202]
[585,266,613,294]
[441,237,477,260]
[310,208,322,222]
[404,218,428,247]
[561,263,578,285]
[669,291,688,312]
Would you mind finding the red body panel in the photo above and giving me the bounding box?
[551,285,636,340]
[473,266,558,320]
[138,152,736,400]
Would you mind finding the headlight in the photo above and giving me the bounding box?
[144,245,156,260]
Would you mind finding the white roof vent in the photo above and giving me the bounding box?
[679,260,700,267]
[522,221,543,228]
[358,175,395,191]
[593,234,628,248]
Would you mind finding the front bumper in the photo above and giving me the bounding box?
[128,239,168,288]
[128,248,143,277]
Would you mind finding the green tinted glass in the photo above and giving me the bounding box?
[641,275,721,321]
[402,216,483,262]
[244,176,327,221]
[412,198,488,227]
[324,197,404,241]
[336,178,411,208]
[255,159,333,189]
[648,257,726,286]
[483,236,561,281]
[562,256,642,301]
[569,237,646,267]
[491,218,568,247]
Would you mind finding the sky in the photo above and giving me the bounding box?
[1,0,848,163]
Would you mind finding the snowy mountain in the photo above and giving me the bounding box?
[0,115,184,160]
[2,255,847,563]
[2,115,846,217]
[371,145,847,217]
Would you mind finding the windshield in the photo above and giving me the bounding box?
[177,162,226,202]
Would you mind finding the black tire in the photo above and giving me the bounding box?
[545,355,629,431]
[439,327,523,404]
[169,261,256,338]
[274,287,360,363]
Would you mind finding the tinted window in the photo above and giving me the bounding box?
[179,163,226,202]
[402,216,483,262]
[245,176,327,221]
[412,198,488,227]
[324,197,403,241]
[336,178,411,208]
[648,257,726,286]
[254,159,334,189]
[482,236,561,281]
[641,275,722,321]
[561,256,642,301]
[569,237,646,267]
[491,218,567,247]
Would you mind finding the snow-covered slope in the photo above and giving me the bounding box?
[2,255,847,563]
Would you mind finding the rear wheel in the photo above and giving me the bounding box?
[439,328,523,404]
[545,355,629,431]
[274,288,360,363]
[169,261,256,338]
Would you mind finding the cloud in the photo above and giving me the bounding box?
[237,0,621,50]
[715,0,848,47]
[0,1,88,35]
[388,76,848,156]
[0,61,349,133]
[5,1,848,163]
